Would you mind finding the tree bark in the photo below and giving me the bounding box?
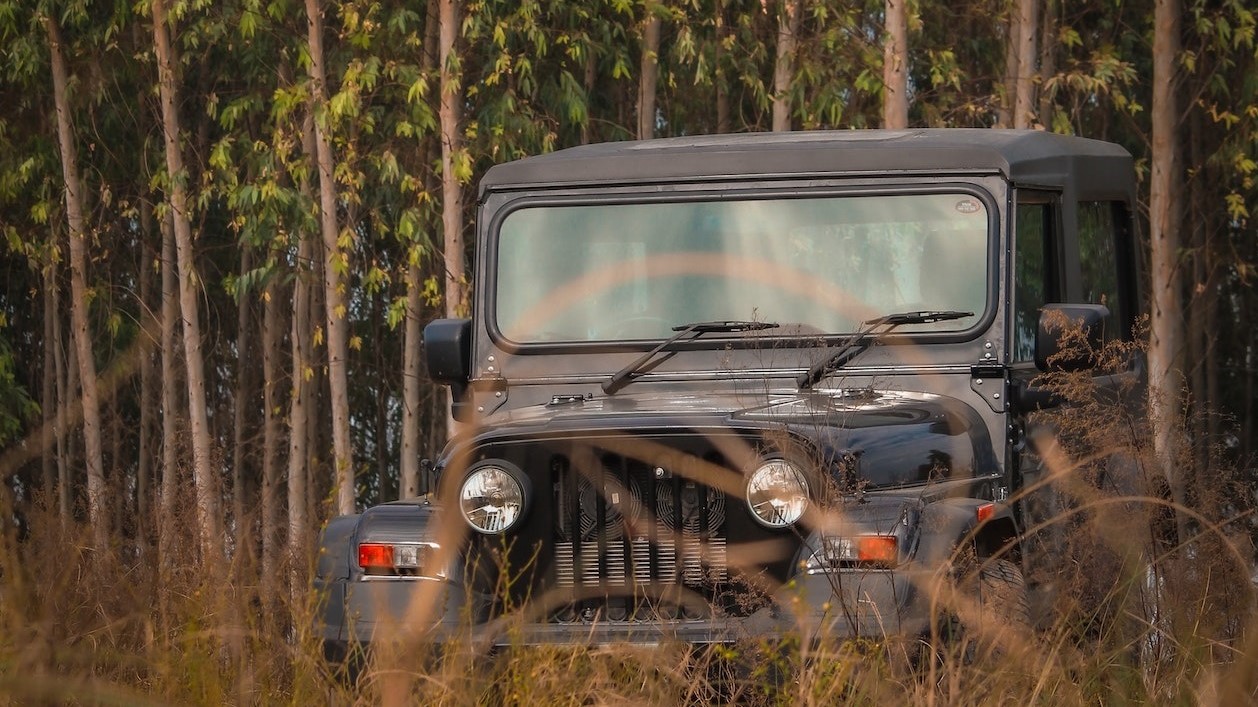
[439,0,467,320]
[303,0,356,517]
[289,114,320,562]
[137,199,156,539]
[41,264,56,506]
[1149,0,1185,509]
[882,0,909,129]
[637,5,662,140]
[159,207,179,551]
[772,0,802,131]
[1013,0,1039,129]
[1036,0,1057,129]
[233,247,253,532]
[261,273,282,577]
[45,14,108,550]
[152,0,224,563]
[714,0,730,134]
[52,267,70,528]
[998,2,1021,128]
[401,3,439,501]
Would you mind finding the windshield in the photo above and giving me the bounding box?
[494,193,990,344]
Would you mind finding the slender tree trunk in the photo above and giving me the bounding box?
[41,265,56,505]
[1013,0,1039,129]
[1149,0,1185,516]
[289,115,320,563]
[153,0,224,562]
[439,0,467,320]
[261,273,282,577]
[1036,0,1057,128]
[64,337,80,520]
[582,49,597,144]
[137,199,156,539]
[52,262,69,527]
[714,1,730,134]
[637,5,662,140]
[772,0,802,131]
[233,247,253,531]
[159,208,179,551]
[46,14,108,550]
[401,7,439,500]
[882,0,909,129]
[303,0,356,517]
[998,2,1021,128]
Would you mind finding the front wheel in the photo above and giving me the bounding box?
[944,556,1030,662]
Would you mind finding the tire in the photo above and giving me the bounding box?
[952,557,1031,662]
[976,558,1031,631]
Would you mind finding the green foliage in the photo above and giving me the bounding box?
[0,333,36,447]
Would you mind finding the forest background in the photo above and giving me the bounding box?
[0,0,1256,689]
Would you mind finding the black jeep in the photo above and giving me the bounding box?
[316,129,1143,653]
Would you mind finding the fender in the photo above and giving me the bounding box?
[315,514,360,652]
[914,497,1019,568]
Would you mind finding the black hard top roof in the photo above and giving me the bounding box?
[479,129,1135,201]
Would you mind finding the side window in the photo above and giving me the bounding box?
[1013,197,1056,361]
[1078,201,1129,340]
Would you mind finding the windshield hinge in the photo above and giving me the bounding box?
[970,364,1007,413]
[548,393,593,407]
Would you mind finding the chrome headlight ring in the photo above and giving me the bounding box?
[745,458,809,529]
[459,460,531,534]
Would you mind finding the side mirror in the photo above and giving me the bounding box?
[1035,303,1109,372]
[424,318,472,387]
[424,318,474,422]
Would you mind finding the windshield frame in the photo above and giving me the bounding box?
[484,182,1001,353]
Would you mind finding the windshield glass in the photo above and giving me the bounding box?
[495,193,989,343]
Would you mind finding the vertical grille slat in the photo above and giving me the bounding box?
[550,437,731,621]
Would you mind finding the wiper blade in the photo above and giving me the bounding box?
[603,320,779,394]
[796,310,972,389]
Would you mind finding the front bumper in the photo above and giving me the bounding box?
[328,564,937,648]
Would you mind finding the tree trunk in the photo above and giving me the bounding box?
[1036,0,1057,129]
[303,0,356,517]
[233,247,253,533]
[998,2,1021,128]
[637,5,662,140]
[153,0,224,563]
[1013,0,1039,129]
[582,49,597,144]
[52,268,70,528]
[46,14,108,550]
[882,0,909,129]
[439,0,467,320]
[159,207,179,552]
[261,272,282,577]
[1149,0,1185,518]
[714,0,730,134]
[137,199,156,539]
[41,264,56,506]
[401,5,439,500]
[289,114,320,563]
[772,0,802,131]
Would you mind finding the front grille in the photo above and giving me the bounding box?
[550,440,731,601]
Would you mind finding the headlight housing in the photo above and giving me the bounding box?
[745,459,808,528]
[460,461,529,534]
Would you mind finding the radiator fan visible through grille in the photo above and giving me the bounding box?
[655,479,725,538]
[556,474,644,541]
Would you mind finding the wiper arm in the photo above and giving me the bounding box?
[796,310,973,389]
[603,320,780,394]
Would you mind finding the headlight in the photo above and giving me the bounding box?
[460,462,529,534]
[745,459,808,528]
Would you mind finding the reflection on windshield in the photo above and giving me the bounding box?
[495,193,989,343]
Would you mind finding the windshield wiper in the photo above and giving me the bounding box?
[796,310,973,390]
[603,320,780,394]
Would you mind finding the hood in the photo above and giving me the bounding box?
[456,388,999,492]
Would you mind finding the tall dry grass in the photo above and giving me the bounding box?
[2,331,1255,704]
